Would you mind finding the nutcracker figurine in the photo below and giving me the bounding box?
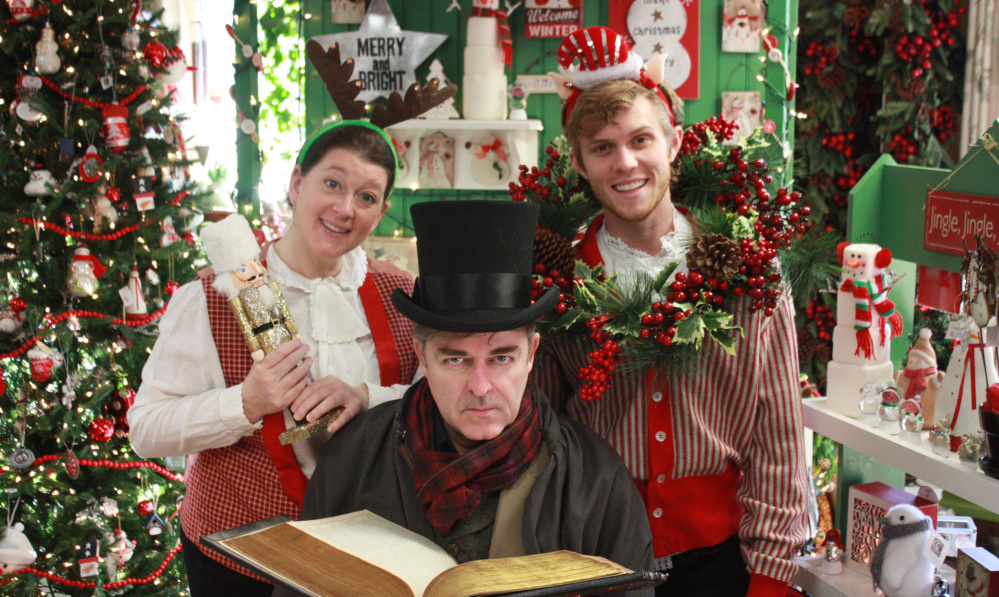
[200,215,335,443]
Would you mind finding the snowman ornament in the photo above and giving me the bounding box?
[67,246,106,297]
[24,157,55,197]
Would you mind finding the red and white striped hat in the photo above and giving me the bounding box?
[556,27,673,126]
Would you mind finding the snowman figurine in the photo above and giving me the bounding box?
[24,157,55,197]
[67,246,106,297]
[34,22,61,74]
[0,523,37,574]
[93,192,118,233]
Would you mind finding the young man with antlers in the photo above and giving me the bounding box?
[535,27,808,597]
[130,43,457,597]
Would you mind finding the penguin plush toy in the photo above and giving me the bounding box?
[870,504,935,597]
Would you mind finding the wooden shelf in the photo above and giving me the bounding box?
[793,554,955,597]
[802,397,999,512]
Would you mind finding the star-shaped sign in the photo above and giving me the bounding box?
[653,10,663,21]
[311,0,448,103]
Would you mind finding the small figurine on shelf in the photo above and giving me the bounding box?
[878,386,902,436]
[899,398,923,446]
[870,504,935,597]
[931,415,953,456]
[896,328,945,429]
[980,383,999,479]
[957,432,985,469]
[859,382,882,428]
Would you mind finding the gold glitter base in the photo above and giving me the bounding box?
[278,408,343,445]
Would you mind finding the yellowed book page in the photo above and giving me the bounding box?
[291,511,457,596]
[425,551,631,597]
[219,523,414,597]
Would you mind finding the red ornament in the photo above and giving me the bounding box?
[9,297,26,312]
[137,500,154,516]
[106,186,122,202]
[101,104,130,152]
[0,365,5,396]
[88,418,115,442]
[143,41,168,67]
[164,281,179,296]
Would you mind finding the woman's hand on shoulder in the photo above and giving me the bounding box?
[241,340,313,424]
[291,376,369,435]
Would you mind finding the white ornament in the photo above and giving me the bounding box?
[93,195,118,232]
[0,523,37,574]
[119,265,147,320]
[858,382,881,428]
[145,268,160,286]
[468,133,511,186]
[10,98,43,122]
[156,47,188,85]
[24,159,55,197]
[34,22,61,74]
[121,28,141,52]
[160,216,180,247]
[627,0,692,90]
[6,0,34,22]
[418,59,460,120]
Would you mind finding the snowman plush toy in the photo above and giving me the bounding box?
[0,522,37,574]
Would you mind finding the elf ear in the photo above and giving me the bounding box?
[644,54,668,86]
[547,72,575,101]
[875,248,893,269]
[836,242,849,264]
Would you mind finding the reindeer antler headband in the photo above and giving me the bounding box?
[549,27,674,127]
[299,40,458,167]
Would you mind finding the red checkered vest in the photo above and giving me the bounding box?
[181,257,418,579]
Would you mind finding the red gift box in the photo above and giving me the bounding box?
[845,481,939,576]
[957,547,999,597]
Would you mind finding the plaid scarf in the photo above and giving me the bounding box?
[404,378,542,536]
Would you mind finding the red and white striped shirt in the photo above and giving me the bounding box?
[534,217,809,591]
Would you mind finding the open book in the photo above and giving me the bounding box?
[200,510,665,597]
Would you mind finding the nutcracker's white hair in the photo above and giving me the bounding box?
[201,215,261,272]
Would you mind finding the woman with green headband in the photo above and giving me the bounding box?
[129,120,421,597]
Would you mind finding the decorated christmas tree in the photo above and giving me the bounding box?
[0,1,208,594]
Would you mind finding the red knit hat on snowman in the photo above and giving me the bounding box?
[550,26,675,127]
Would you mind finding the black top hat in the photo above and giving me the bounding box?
[391,200,560,333]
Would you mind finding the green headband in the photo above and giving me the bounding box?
[296,119,399,195]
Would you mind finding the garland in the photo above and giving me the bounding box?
[511,116,838,400]
[0,307,168,360]
[0,543,182,590]
[1,453,184,481]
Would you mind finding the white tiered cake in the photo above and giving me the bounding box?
[826,243,903,417]
[463,1,508,120]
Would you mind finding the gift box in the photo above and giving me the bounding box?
[845,481,939,576]
[939,516,978,558]
[956,547,999,597]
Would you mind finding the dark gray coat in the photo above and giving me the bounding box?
[275,384,654,596]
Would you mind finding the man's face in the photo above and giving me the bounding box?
[414,329,540,454]
[233,258,267,290]
[571,96,683,228]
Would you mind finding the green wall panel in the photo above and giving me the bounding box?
[300,0,798,235]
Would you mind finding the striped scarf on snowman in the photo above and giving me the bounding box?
[842,273,904,359]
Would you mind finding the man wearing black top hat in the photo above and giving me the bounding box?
[274,200,653,596]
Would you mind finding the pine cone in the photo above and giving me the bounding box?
[533,228,576,279]
[894,78,926,101]
[809,171,832,192]
[686,233,741,282]
[799,329,820,364]
[817,66,847,90]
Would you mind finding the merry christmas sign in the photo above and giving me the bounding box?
[311,0,447,102]
[609,0,700,99]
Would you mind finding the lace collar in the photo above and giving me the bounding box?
[267,244,368,292]
[596,210,693,279]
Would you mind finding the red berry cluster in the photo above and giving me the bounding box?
[821,132,856,158]
[924,1,962,48]
[893,34,934,78]
[835,161,865,193]
[639,274,704,344]
[509,145,578,203]
[930,104,956,142]
[531,264,575,314]
[805,299,835,342]
[848,30,880,60]
[679,114,739,157]
[579,317,619,401]
[802,42,838,76]
[888,126,919,164]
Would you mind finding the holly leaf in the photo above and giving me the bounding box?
[709,329,739,356]
[673,311,706,346]
[653,261,679,293]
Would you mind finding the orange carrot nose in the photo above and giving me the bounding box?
[847,258,860,268]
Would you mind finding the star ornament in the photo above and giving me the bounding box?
[311,0,448,103]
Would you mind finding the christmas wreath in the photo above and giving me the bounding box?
[510,116,839,401]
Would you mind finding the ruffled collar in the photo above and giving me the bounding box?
[267,245,368,292]
[596,210,693,279]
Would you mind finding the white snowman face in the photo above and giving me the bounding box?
[71,261,94,275]
[473,0,499,9]
[841,243,882,280]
